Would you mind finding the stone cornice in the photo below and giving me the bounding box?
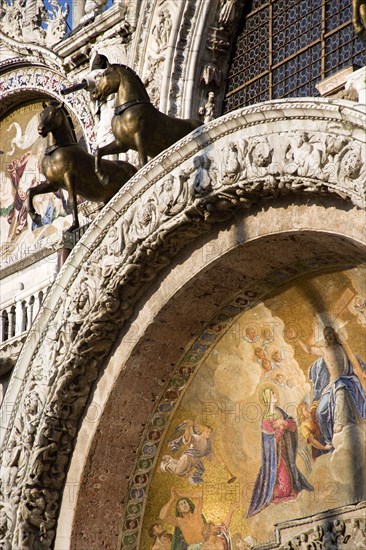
[0,231,73,281]
[0,99,365,548]
[0,32,63,71]
[54,4,131,62]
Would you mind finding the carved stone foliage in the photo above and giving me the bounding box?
[0,99,365,548]
[0,0,69,48]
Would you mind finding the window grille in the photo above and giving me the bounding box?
[224,0,365,112]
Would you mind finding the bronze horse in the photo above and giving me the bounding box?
[27,101,137,231]
[92,63,203,177]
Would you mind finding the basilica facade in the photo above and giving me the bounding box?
[0,1,365,549]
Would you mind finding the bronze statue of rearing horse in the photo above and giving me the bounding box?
[92,63,203,179]
[27,101,137,231]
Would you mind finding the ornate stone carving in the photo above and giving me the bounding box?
[199,91,216,123]
[143,55,166,107]
[350,518,366,549]
[279,516,366,549]
[80,0,107,24]
[143,5,174,108]
[151,8,172,53]
[194,0,245,121]
[0,67,95,147]
[0,0,69,48]
[0,100,365,548]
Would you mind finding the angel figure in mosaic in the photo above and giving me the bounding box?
[159,419,213,484]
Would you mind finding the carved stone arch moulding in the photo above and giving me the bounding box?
[0,65,95,148]
[0,98,365,549]
[0,32,63,71]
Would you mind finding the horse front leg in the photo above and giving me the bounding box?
[26,181,58,226]
[135,132,148,168]
[64,172,79,232]
[95,140,126,186]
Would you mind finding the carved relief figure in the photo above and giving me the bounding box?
[199,92,216,124]
[143,55,166,107]
[221,140,247,184]
[247,386,313,517]
[247,137,274,178]
[310,525,324,549]
[157,174,192,219]
[152,10,172,53]
[192,155,213,194]
[351,518,366,549]
[285,132,322,178]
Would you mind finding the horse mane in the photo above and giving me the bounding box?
[111,64,150,101]
[61,106,77,143]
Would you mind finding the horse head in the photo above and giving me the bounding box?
[92,64,121,102]
[38,101,64,137]
[92,63,149,104]
[38,101,76,143]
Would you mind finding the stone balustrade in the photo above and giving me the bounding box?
[0,285,50,344]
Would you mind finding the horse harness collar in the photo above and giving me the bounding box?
[114,99,150,116]
[45,143,75,156]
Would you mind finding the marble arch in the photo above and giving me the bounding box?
[0,99,365,549]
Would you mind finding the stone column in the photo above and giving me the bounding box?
[26,298,34,331]
[8,307,15,338]
[0,312,5,342]
[15,283,25,336]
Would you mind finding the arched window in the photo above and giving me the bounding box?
[224,0,366,111]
